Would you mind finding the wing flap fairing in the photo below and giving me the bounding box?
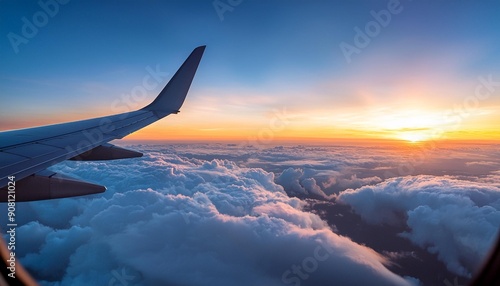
[69,143,143,161]
[0,170,106,202]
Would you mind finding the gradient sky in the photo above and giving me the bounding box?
[1,0,499,142]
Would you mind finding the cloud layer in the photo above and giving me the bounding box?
[2,142,499,285]
[8,147,418,286]
[338,175,500,277]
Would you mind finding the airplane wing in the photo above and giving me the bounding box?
[0,46,206,201]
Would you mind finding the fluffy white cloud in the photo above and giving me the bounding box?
[275,168,333,199]
[9,148,418,286]
[337,175,500,277]
[4,142,499,285]
[335,174,382,190]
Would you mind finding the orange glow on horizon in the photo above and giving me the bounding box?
[124,123,500,143]
[2,98,499,144]
[119,102,500,143]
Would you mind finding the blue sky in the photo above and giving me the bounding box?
[1,0,499,140]
[1,2,500,284]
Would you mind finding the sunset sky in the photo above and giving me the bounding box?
[2,2,500,285]
[1,0,499,142]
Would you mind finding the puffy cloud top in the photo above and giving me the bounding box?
[338,175,500,277]
[10,148,418,286]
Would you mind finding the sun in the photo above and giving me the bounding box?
[365,109,445,143]
[397,131,432,143]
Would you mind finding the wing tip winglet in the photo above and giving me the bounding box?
[142,45,206,116]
